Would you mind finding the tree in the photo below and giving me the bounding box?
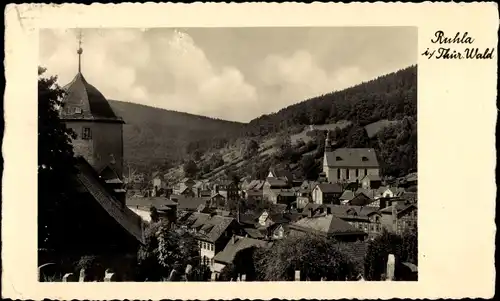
[347,124,370,148]
[209,153,225,170]
[218,246,260,281]
[192,150,202,162]
[254,233,359,281]
[183,160,198,178]
[38,67,78,250]
[242,139,259,159]
[364,229,404,281]
[300,155,319,180]
[137,222,201,281]
[401,227,418,265]
[275,134,293,161]
[150,206,160,223]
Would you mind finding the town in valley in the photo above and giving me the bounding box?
[38,27,418,282]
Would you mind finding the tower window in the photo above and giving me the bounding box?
[82,127,92,140]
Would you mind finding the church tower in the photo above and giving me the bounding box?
[324,130,332,153]
[59,32,125,181]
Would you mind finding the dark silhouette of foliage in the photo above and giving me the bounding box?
[38,67,78,251]
[183,160,198,178]
[150,206,160,223]
[254,233,360,281]
[137,222,200,281]
[242,139,259,159]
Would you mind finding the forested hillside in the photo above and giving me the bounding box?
[115,65,417,181]
[243,65,417,137]
[108,100,244,173]
[230,65,418,179]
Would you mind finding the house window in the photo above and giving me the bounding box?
[356,169,359,178]
[82,127,92,140]
[337,169,341,179]
[346,169,349,179]
[365,169,368,175]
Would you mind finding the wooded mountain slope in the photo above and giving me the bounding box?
[108,100,244,172]
[111,65,417,179]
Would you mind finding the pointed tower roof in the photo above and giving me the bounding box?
[59,31,124,123]
[60,73,123,123]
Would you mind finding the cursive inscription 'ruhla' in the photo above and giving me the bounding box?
[431,31,475,44]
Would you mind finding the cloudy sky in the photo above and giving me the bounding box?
[39,27,417,122]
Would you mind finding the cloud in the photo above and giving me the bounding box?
[39,27,416,122]
[40,29,259,122]
[255,50,366,113]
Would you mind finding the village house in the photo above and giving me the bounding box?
[126,196,178,223]
[173,178,197,195]
[379,202,418,235]
[171,195,208,212]
[380,186,406,198]
[242,180,265,201]
[263,177,291,201]
[267,167,294,183]
[322,132,380,184]
[151,172,163,190]
[184,213,242,272]
[209,193,226,209]
[213,180,239,202]
[398,172,418,188]
[212,235,272,279]
[267,189,296,205]
[290,207,367,242]
[360,174,382,189]
[327,205,382,237]
[295,181,317,209]
[311,183,343,205]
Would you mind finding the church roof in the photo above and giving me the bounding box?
[60,72,124,123]
[74,157,144,244]
[325,148,379,168]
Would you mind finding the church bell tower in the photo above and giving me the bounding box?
[59,30,126,187]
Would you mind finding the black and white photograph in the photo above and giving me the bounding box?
[37,26,418,282]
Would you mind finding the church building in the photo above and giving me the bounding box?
[322,131,380,184]
[48,37,145,278]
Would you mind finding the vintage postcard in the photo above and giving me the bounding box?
[2,2,497,300]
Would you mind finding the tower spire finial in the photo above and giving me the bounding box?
[77,29,83,73]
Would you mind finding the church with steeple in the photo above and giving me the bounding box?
[45,34,145,270]
[322,131,381,184]
[59,34,127,203]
